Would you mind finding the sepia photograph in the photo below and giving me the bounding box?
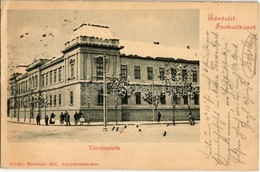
[7,9,200,143]
[1,1,258,170]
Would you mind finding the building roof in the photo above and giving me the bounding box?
[70,23,115,41]
[120,40,198,60]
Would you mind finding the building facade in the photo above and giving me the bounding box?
[8,23,200,122]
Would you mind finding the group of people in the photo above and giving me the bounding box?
[36,113,55,126]
[59,111,72,126]
[73,111,85,125]
[36,111,85,126]
[36,110,195,126]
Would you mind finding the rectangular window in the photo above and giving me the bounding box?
[11,85,13,95]
[159,68,165,80]
[70,91,73,105]
[122,95,128,104]
[71,63,75,78]
[42,75,44,86]
[58,94,61,106]
[134,66,141,79]
[147,67,153,80]
[183,95,188,104]
[98,89,103,104]
[54,70,57,83]
[50,71,52,84]
[121,65,127,79]
[193,70,197,82]
[171,68,177,81]
[49,95,52,106]
[160,92,166,105]
[173,95,179,105]
[194,94,199,105]
[96,60,103,76]
[32,77,35,88]
[54,95,57,106]
[135,92,141,104]
[35,76,38,88]
[46,73,48,85]
[182,69,187,81]
[58,68,62,81]
[29,78,31,89]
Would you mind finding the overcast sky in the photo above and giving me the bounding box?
[7,9,199,74]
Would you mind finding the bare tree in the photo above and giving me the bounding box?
[107,77,135,125]
[142,91,160,121]
[163,63,199,125]
[22,97,29,122]
[39,92,49,117]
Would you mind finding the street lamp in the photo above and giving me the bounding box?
[23,97,28,122]
[95,55,108,131]
[17,99,20,121]
[29,92,35,123]
[87,97,90,124]
[102,55,108,131]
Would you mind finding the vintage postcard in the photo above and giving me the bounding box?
[1,1,259,170]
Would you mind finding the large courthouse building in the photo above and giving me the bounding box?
[8,23,200,122]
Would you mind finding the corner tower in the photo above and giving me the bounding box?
[61,23,123,83]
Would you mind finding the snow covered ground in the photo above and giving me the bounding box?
[7,122,199,143]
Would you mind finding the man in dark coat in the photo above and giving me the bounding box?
[60,112,65,125]
[36,113,41,125]
[74,111,79,125]
[65,111,71,126]
[45,114,49,126]
[189,112,195,125]
[157,112,162,122]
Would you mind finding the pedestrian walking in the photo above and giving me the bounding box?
[74,111,79,125]
[36,113,41,125]
[50,113,55,124]
[79,111,84,125]
[65,111,71,126]
[189,112,195,126]
[60,112,65,125]
[45,114,49,126]
[157,111,162,122]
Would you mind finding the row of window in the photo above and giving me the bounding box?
[13,89,199,109]
[49,94,62,106]
[14,73,39,95]
[14,91,74,109]
[12,67,63,95]
[14,81,27,95]
[47,91,73,107]
[42,67,63,87]
[120,65,198,82]
[97,91,199,105]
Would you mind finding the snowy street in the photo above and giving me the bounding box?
[7,121,199,143]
